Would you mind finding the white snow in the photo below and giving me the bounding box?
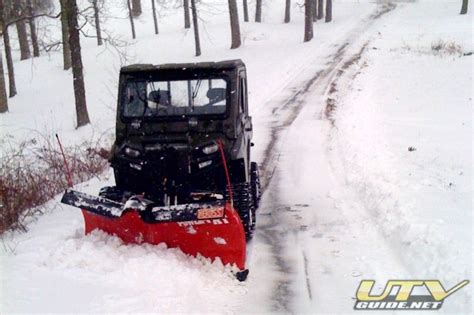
[0,0,472,313]
[214,237,227,245]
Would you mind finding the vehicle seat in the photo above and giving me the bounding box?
[206,88,226,106]
[148,90,171,107]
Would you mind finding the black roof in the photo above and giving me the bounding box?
[120,59,245,74]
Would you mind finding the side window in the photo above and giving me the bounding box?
[239,74,247,114]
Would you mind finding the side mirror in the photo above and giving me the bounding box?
[244,116,252,132]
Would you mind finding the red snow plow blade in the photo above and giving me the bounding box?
[61,190,247,273]
[81,204,246,270]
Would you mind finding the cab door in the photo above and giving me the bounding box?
[238,70,253,178]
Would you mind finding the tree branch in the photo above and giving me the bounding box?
[5,12,61,28]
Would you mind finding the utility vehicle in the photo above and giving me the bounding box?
[61,60,260,279]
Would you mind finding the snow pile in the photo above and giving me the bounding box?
[1,229,246,313]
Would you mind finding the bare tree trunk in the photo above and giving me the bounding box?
[317,0,323,20]
[126,0,136,39]
[184,0,190,29]
[60,0,71,70]
[26,0,39,57]
[325,0,332,22]
[16,21,30,60]
[151,0,158,34]
[228,0,241,49]
[304,0,313,42]
[65,0,90,128]
[13,0,31,60]
[0,51,8,113]
[190,0,200,56]
[284,0,290,23]
[3,30,16,97]
[0,1,17,97]
[131,0,141,17]
[312,0,317,21]
[255,0,262,22]
[460,0,468,14]
[92,0,102,45]
[243,0,248,22]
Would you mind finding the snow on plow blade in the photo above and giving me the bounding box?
[61,189,247,271]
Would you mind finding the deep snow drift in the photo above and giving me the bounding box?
[1,0,472,313]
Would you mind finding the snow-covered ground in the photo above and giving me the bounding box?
[1,0,472,313]
[330,0,472,305]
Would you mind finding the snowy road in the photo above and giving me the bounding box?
[243,3,412,313]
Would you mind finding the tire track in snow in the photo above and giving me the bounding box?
[253,3,397,312]
[302,250,312,301]
[259,2,397,190]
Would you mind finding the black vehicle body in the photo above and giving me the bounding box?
[107,60,260,236]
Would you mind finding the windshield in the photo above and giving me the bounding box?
[122,78,228,118]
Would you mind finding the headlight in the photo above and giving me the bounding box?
[202,143,218,155]
[124,147,141,157]
[129,162,142,171]
[198,160,212,169]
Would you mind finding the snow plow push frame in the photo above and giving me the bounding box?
[60,60,261,281]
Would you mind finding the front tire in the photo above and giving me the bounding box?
[230,182,255,241]
[250,162,261,210]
